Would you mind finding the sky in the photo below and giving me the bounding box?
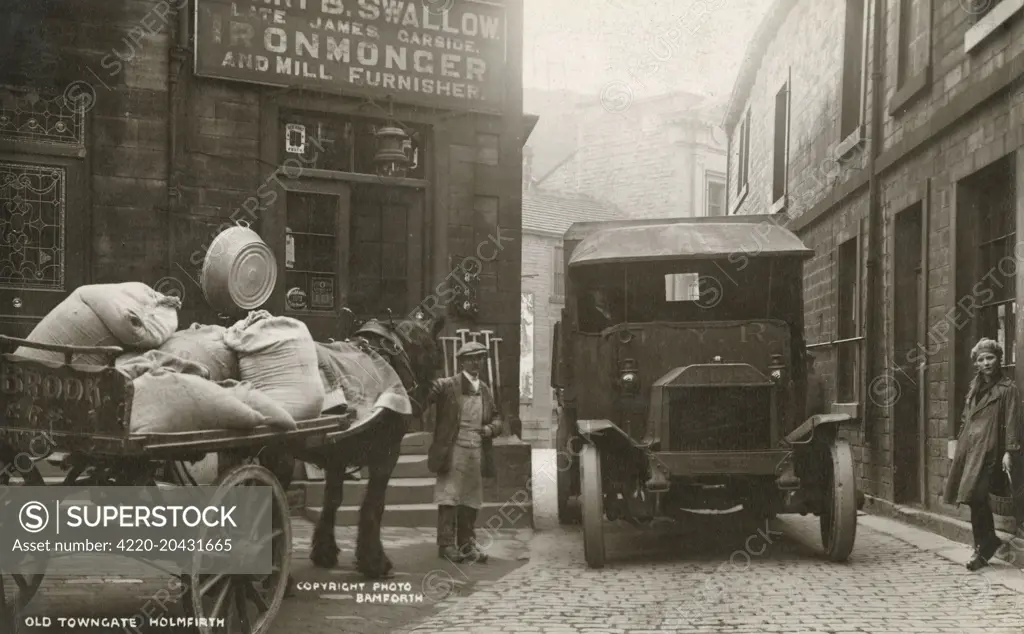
[522,0,773,103]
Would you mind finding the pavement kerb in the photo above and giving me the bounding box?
[858,498,1024,595]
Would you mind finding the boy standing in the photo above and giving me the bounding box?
[425,341,503,563]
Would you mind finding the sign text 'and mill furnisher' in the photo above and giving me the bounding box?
[194,0,506,112]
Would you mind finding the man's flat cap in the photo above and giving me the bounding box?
[456,341,489,358]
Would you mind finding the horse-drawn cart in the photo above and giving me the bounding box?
[0,334,353,633]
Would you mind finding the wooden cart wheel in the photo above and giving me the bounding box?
[579,443,605,569]
[187,464,291,634]
[0,461,47,624]
[819,440,857,562]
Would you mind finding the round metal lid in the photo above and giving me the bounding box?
[201,226,278,312]
[229,243,278,309]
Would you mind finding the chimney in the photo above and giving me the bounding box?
[522,145,534,192]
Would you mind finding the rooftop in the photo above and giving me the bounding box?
[522,188,624,237]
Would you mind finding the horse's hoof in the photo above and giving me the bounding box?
[284,575,297,598]
[310,542,340,569]
[356,554,394,579]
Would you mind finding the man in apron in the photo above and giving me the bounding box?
[425,341,503,563]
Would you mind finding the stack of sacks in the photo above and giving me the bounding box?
[116,349,212,380]
[16,282,180,366]
[224,310,324,421]
[157,323,239,382]
[128,369,297,434]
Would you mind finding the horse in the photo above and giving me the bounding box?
[301,309,445,579]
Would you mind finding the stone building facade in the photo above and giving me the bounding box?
[0,0,531,430]
[517,168,623,448]
[724,0,1024,527]
[531,90,730,219]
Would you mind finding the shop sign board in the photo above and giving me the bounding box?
[194,0,507,113]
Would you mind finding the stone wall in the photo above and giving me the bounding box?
[726,0,1024,521]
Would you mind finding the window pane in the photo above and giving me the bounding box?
[997,302,1016,366]
[665,273,699,302]
[837,238,858,337]
[0,162,66,290]
[279,114,353,172]
[349,185,410,315]
[285,192,338,312]
[707,181,726,216]
[553,246,564,296]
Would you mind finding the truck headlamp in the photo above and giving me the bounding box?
[618,359,640,396]
[768,354,785,384]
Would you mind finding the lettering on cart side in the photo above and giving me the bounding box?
[0,365,103,408]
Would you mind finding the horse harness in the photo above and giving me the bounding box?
[351,320,418,396]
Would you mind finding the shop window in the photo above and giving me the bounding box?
[348,185,410,316]
[278,111,426,179]
[836,237,860,402]
[0,85,84,147]
[284,191,342,312]
[0,161,65,291]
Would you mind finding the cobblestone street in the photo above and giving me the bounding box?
[14,519,530,634]
[12,449,1024,633]
[395,449,1024,634]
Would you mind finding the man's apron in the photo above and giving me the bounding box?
[434,392,484,509]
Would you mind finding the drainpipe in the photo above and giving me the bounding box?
[862,0,885,439]
[169,1,188,201]
[167,0,189,287]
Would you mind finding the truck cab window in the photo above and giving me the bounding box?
[578,287,623,333]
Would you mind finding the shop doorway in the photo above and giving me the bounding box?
[893,201,924,505]
[953,156,1016,446]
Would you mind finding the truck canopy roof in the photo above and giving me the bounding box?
[566,216,813,267]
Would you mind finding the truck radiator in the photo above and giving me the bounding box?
[667,387,772,452]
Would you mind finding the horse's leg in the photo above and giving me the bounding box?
[262,449,298,595]
[310,453,344,569]
[355,415,406,579]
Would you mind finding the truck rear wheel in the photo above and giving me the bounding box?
[580,443,605,568]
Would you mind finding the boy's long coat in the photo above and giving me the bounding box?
[944,374,1021,506]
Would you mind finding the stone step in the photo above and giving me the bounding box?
[399,431,432,455]
[305,501,533,529]
[299,455,432,483]
[302,477,435,507]
[358,454,432,479]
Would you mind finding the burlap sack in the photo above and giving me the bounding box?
[115,349,211,381]
[17,283,180,366]
[218,380,297,430]
[223,311,324,420]
[129,369,268,434]
[78,282,180,349]
[16,288,120,366]
[159,324,239,382]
